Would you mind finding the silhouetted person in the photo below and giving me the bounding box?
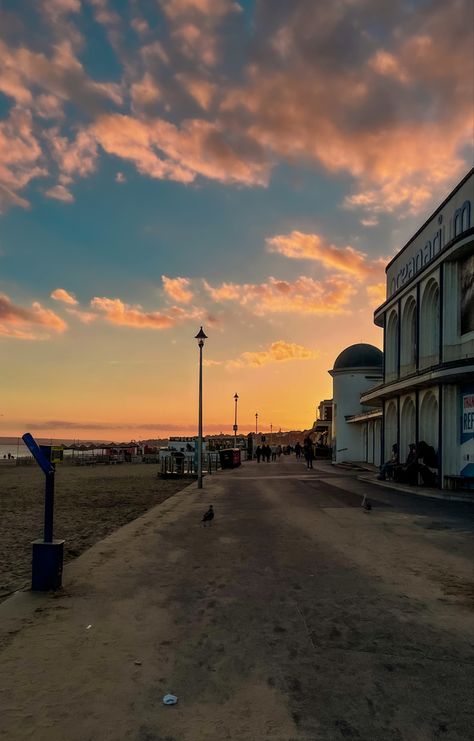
[256,445,262,463]
[378,443,399,481]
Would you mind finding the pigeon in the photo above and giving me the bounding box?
[361,495,372,512]
[202,505,214,526]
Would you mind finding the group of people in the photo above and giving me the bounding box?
[379,441,438,486]
[255,444,283,462]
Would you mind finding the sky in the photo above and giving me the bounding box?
[0,0,473,440]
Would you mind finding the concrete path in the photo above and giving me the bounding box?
[1,457,473,741]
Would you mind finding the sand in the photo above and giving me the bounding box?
[0,463,185,599]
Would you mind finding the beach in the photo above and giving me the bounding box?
[0,463,185,600]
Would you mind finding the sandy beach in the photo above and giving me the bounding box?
[0,463,185,600]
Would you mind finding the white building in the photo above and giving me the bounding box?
[329,344,383,464]
[360,169,474,488]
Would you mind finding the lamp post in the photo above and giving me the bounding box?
[195,326,207,489]
[255,412,258,434]
[270,423,273,444]
[233,393,239,448]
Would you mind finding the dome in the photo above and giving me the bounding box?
[333,343,383,371]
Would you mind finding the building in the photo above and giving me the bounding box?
[312,399,333,447]
[329,344,383,464]
[360,169,474,488]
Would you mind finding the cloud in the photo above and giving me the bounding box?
[162,275,194,304]
[0,184,30,214]
[266,231,386,279]
[92,114,269,186]
[159,0,242,67]
[115,171,126,183]
[366,283,386,307]
[204,275,356,315]
[220,0,473,215]
[51,288,78,304]
[66,307,98,323]
[45,127,98,180]
[0,293,67,339]
[0,38,122,113]
[0,107,46,210]
[90,296,202,329]
[45,184,74,202]
[227,340,317,369]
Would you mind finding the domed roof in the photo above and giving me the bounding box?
[333,343,383,371]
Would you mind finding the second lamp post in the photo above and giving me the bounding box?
[195,326,207,489]
[233,392,239,448]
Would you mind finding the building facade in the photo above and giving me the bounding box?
[360,169,474,487]
[329,344,383,464]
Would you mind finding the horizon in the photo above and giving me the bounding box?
[1,1,472,439]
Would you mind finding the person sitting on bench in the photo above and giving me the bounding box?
[378,444,399,480]
[394,443,418,485]
[417,441,438,486]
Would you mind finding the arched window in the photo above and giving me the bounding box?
[400,296,417,374]
[385,309,399,381]
[400,396,416,462]
[419,391,439,451]
[419,279,440,366]
[384,400,398,461]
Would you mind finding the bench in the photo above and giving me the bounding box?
[444,475,474,491]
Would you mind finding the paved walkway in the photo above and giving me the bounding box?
[1,457,473,741]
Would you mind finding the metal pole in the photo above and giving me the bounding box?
[255,412,258,434]
[270,423,273,444]
[198,341,203,489]
[233,393,238,448]
[44,468,55,542]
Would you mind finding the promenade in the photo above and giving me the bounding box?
[1,457,473,741]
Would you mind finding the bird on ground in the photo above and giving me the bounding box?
[202,505,214,526]
[361,495,372,512]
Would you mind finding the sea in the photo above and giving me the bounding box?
[0,437,110,461]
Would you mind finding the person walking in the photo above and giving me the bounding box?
[256,445,262,463]
[303,439,314,469]
[295,442,302,459]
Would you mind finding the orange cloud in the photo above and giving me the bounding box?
[227,340,317,369]
[204,275,355,315]
[266,231,386,279]
[51,288,78,305]
[162,275,194,304]
[366,283,386,307]
[92,114,269,186]
[90,296,202,329]
[0,293,67,339]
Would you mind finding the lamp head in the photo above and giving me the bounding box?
[195,326,208,347]
[234,393,239,401]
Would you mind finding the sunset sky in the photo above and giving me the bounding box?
[1,0,473,439]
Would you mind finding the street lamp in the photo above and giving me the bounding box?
[195,326,207,489]
[255,412,258,434]
[233,393,239,448]
[270,423,273,444]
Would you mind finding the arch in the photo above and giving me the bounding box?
[384,400,398,461]
[400,396,416,462]
[419,278,440,365]
[419,391,439,451]
[400,295,417,373]
[385,309,399,380]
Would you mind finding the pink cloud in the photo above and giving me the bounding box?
[51,288,78,305]
[162,275,194,304]
[204,275,356,315]
[90,296,203,329]
[0,293,67,339]
[0,108,46,208]
[45,184,74,202]
[92,114,269,185]
[266,231,386,280]
[0,38,122,112]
